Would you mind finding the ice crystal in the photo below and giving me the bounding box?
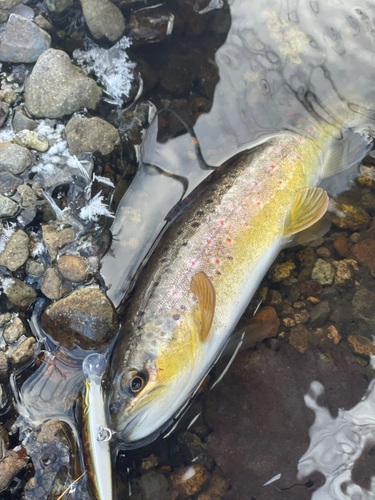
[79,192,114,222]
[0,222,16,254]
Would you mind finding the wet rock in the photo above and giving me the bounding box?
[311,258,335,285]
[319,287,338,301]
[37,418,65,443]
[352,238,375,277]
[131,470,169,500]
[316,246,331,258]
[26,259,45,277]
[57,255,87,283]
[281,317,296,328]
[0,171,22,196]
[249,305,280,337]
[0,89,16,105]
[129,4,174,43]
[141,454,158,471]
[348,334,375,357]
[11,336,36,364]
[0,451,27,492]
[33,15,54,34]
[350,232,361,243]
[269,289,282,306]
[160,54,198,95]
[0,352,8,375]
[0,102,9,128]
[13,129,49,152]
[333,235,349,257]
[12,108,38,132]
[0,0,21,10]
[171,464,209,496]
[0,230,29,271]
[41,268,62,300]
[332,203,370,231]
[197,467,229,500]
[0,194,18,217]
[4,316,25,344]
[42,225,74,260]
[17,184,36,207]
[289,325,311,354]
[0,313,11,327]
[25,49,102,119]
[4,278,37,308]
[294,309,310,324]
[309,300,330,327]
[0,14,51,63]
[297,247,315,266]
[46,0,73,12]
[0,143,33,175]
[65,117,120,156]
[79,0,125,42]
[178,432,214,470]
[271,262,296,282]
[332,260,352,286]
[327,325,341,345]
[352,288,375,331]
[0,9,8,24]
[41,287,119,349]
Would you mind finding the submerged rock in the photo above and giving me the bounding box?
[41,288,119,349]
[11,337,36,364]
[4,278,37,308]
[0,143,33,175]
[129,4,174,43]
[46,0,73,12]
[352,238,375,277]
[57,255,87,283]
[0,14,51,63]
[332,203,370,231]
[26,259,45,278]
[0,451,27,493]
[0,230,29,271]
[13,129,49,152]
[311,258,334,286]
[12,109,38,132]
[65,117,120,156]
[80,0,125,42]
[0,0,21,10]
[0,102,9,128]
[17,184,36,207]
[41,267,62,300]
[42,225,75,261]
[352,288,375,331]
[0,171,22,196]
[4,316,25,344]
[171,464,209,496]
[24,49,102,118]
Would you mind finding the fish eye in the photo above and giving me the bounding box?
[130,374,145,394]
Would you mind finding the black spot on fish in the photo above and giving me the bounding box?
[196,210,204,216]
[182,241,188,246]
[161,258,168,263]
[154,282,159,287]
[177,230,183,235]
[206,199,214,204]
[227,255,233,260]
[180,305,186,311]
[216,271,221,276]
[173,314,180,320]
[137,311,145,317]
[191,222,200,228]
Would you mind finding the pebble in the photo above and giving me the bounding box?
[298,280,322,297]
[178,432,214,470]
[79,0,125,42]
[57,255,87,283]
[269,289,282,306]
[0,313,11,327]
[271,262,296,282]
[281,317,296,328]
[307,296,320,304]
[197,467,229,500]
[0,102,9,128]
[348,335,375,357]
[249,305,280,337]
[294,309,310,324]
[0,89,16,104]
[12,109,38,132]
[24,49,102,119]
[0,9,8,24]
[350,232,361,243]
[352,238,375,277]
[0,352,8,375]
[352,288,375,330]
[0,171,22,196]
[0,451,27,492]
[33,15,54,33]
[0,143,33,175]
[13,129,49,152]
[309,300,330,327]
[131,470,169,500]
[11,337,36,364]
[41,268,62,300]
[37,418,64,443]
[289,324,310,353]
[0,14,51,63]
[46,0,73,12]
[332,203,370,231]
[26,259,45,278]
[65,117,120,156]
[4,316,25,344]
[171,464,210,496]
[327,325,341,345]
[141,454,158,471]
[129,4,174,43]
[333,235,349,257]
[41,287,119,350]
[297,247,315,266]
[0,0,22,9]
[316,246,331,258]
[42,225,74,260]
[311,258,335,286]
[4,277,37,308]
[332,260,352,286]
[0,230,29,271]
[17,184,36,207]
[0,194,18,217]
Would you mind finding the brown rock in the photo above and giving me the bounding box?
[289,324,310,353]
[271,262,296,282]
[0,230,29,271]
[37,419,65,443]
[249,305,280,337]
[197,467,229,500]
[172,464,209,496]
[41,267,62,300]
[294,309,310,324]
[352,238,375,277]
[348,335,375,356]
[11,337,36,364]
[41,225,74,260]
[3,317,25,344]
[332,203,370,231]
[333,235,349,257]
[327,325,341,346]
[281,317,296,328]
[4,278,37,308]
[0,451,27,493]
[297,247,315,266]
[298,280,323,297]
[57,255,87,282]
[0,352,8,374]
[316,247,331,258]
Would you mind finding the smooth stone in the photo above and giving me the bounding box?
[352,238,375,277]
[33,15,54,33]
[0,171,22,196]
[26,259,45,278]
[65,117,120,156]
[13,109,38,132]
[0,313,11,327]
[0,194,18,217]
[0,102,9,128]
[4,278,37,308]
[0,0,22,8]
[309,301,330,327]
[41,225,74,260]
[0,89,16,104]
[46,0,73,12]
[0,14,51,63]
[11,337,36,364]
[80,0,125,42]
[57,255,87,283]
[17,184,36,207]
[41,287,119,350]
[0,143,33,175]
[41,268,62,300]
[352,288,375,332]
[0,230,29,271]
[0,10,8,24]
[13,129,49,152]
[24,49,102,119]
[4,316,25,344]
[8,4,34,19]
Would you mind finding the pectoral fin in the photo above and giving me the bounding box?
[283,186,329,237]
[191,272,216,342]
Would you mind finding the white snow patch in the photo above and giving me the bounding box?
[31,240,45,257]
[79,192,114,222]
[0,128,14,143]
[0,277,14,293]
[0,222,16,254]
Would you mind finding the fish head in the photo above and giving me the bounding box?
[108,309,205,446]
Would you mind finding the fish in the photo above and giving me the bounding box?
[81,353,113,500]
[107,120,372,448]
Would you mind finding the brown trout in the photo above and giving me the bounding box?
[107,124,371,447]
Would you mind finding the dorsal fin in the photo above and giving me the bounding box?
[190,272,216,342]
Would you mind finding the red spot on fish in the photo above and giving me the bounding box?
[253,181,258,186]
[298,137,303,142]
[325,115,331,121]
[207,239,211,245]
[296,155,301,160]
[226,238,232,243]
[220,220,224,226]
[232,204,237,209]
[244,222,249,227]
[215,259,220,264]
[272,148,277,152]
[255,202,261,207]
[308,126,314,132]
[270,164,275,169]
[172,290,177,296]
[191,261,195,266]
[279,180,282,184]
[209,276,213,280]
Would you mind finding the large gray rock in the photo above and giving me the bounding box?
[24,49,102,118]
[65,117,120,155]
[0,143,33,175]
[0,14,51,63]
[80,0,125,42]
[46,0,73,12]
[0,0,21,8]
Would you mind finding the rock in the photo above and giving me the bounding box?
[171,464,209,496]
[79,0,125,42]
[0,10,8,24]
[327,325,341,345]
[269,289,282,306]
[178,432,214,470]
[350,232,361,243]
[33,14,54,33]
[65,117,120,156]
[352,238,375,277]
[352,288,375,331]
[271,262,296,282]
[24,49,102,119]
[57,255,87,283]
[41,268,62,300]
[0,102,9,128]
[0,230,29,271]
[0,0,21,9]
[13,129,49,152]
[0,352,8,374]
[348,335,375,356]
[0,171,22,196]
[315,246,331,258]
[131,470,169,500]
[17,184,36,207]
[0,194,18,217]
[4,278,37,308]
[0,14,51,63]
[197,467,229,500]
[319,287,339,301]
[160,54,198,95]
[129,4,174,43]
[333,235,349,257]
[0,451,26,493]
[46,0,73,12]
[12,108,38,132]
[0,89,16,104]
[37,418,64,443]
[309,300,330,327]
[281,317,296,328]
[42,225,74,260]
[11,337,36,364]
[26,259,45,277]
[141,454,158,471]
[0,313,11,327]
[332,203,370,231]
[311,258,335,286]
[294,309,310,324]
[0,143,33,175]
[332,260,352,286]
[289,324,310,354]
[4,316,25,344]
[41,288,119,349]
[249,305,280,337]
[297,247,315,266]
